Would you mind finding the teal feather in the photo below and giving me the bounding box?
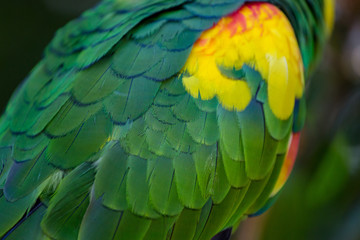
[182,17,218,31]
[131,20,168,39]
[184,1,245,17]
[293,97,307,132]
[256,81,268,103]
[242,65,263,96]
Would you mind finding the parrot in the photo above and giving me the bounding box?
[0,0,334,239]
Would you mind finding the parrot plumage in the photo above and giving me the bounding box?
[0,0,333,239]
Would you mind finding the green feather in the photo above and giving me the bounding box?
[47,111,113,169]
[186,111,219,145]
[173,153,207,209]
[72,58,124,104]
[226,174,272,227]
[23,62,52,102]
[13,134,49,162]
[27,94,70,136]
[221,147,249,188]
[0,188,42,236]
[45,100,102,137]
[154,89,184,108]
[94,143,128,211]
[211,150,231,204]
[0,145,12,186]
[172,94,201,122]
[111,211,152,240]
[193,97,218,113]
[217,106,244,161]
[162,76,187,96]
[148,157,183,215]
[42,163,95,240]
[198,187,248,240]
[145,110,170,132]
[247,154,286,214]
[193,144,217,198]
[104,77,160,124]
[120,118,148,156]
[170,208,201,240]
[237,100,271,180]
[78,197,123,240]
[165,123,188,151]
[277,131,292,154]
[3,204,47,240]
[263,98,294,140]
[4,153,56,201]
[126,155,160,218]
[143,216,178,240]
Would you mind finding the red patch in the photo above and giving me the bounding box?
[286,132,301,176]
[228,11,247,36]
[225,3,281,37]
[196,38,209,47]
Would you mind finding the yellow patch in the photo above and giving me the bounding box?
[324,0,335,35]
[182,3,304,119]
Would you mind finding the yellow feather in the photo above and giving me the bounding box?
[182,3,304,119]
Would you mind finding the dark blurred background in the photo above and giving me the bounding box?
[0,1,359,239]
